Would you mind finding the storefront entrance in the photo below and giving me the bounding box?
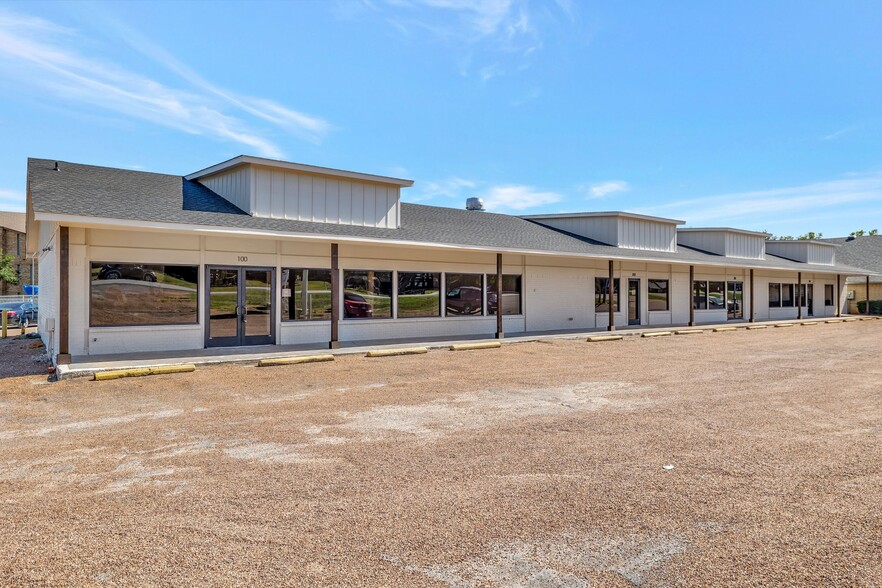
[726,281,743,320]
[627,279,640,325]
[206,266,275,347]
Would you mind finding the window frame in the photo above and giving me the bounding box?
[487,274,523,316]
[445,273,485,317]
[594,277,621,313]
[692,280,708,310]
[824,284,834,306]
[769,283,781,308]
[342,269,394,320]
[781,283,794,307]
[396,271,442,318]
[89,261,200,328]
[281,267,333,322]
[647,278,669,312]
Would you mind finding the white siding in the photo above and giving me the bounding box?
[677,231,726,255]
[765,242,835,265]
[726,233,766,259]
[530,216,677,252]
[199,166,251,213]
[677,231,765,259]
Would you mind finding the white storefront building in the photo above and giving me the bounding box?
[25,156,872,364]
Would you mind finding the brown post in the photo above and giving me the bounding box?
[688,265,695,327]
[797,272,803,320]
[749,268,755,322]
[607,260,615,332]
[836,274,841,317]
[58,226,70,364]
[868,275,872,315]
[495,253,503,339]
[329,243,340,349]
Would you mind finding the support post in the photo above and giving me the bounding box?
[688,265,695,327]
[607,260,615,332]
[749,268,755,322]
[58,226,70,365]
[836,274,841,317]
[495,253,503,339]
[329,243,340,349]
[797,271,803,320]
[868,275,872,315]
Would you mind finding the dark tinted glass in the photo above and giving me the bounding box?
[769,283,781,307]
[595,277,620,312]
[90,263,198,326]
[825,284,834,306]
[398,272,441,318]
[446,273,483,315]
[343,270,392,319]
[487,274,522,315]
[693,281,707,310]
[782,284,794,307]
[708,281,725,309]
[648,279,669,311]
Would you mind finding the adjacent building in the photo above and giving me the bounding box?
[822,235,882,313]
[25,156,874,365]
[0,210,36,295]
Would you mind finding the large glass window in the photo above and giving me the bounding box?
[487,274,522,315]
[769,283,781,307]
[781,284,794,307]
[343,270,392,319]
[90,263,198,327]
[397,272,441,318]
[825,284,834,306]
[446,273,483,316]
[595,277,620,313]
[282,268,332,320]
[708,281,725,309]
[648,279,669,311]
[692,281,708,310]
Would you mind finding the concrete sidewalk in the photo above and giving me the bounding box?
[58,315,879,379]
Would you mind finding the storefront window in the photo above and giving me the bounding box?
[282,268,332,320]
[487,275,522,315]
[397,272,441,318]
[648,279,669,311]
[446,273,483,316]
[90,263,198,326]
[595,277,620,312]
[343,270,392,319]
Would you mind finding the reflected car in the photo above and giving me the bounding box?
[446,286,482,315]
[344,293,373,318]
[97,264,157,281]
[0,301,38,328]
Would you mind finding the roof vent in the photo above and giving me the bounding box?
[465,197,485,211]
[53,162,60,172]
[846,235,856,241]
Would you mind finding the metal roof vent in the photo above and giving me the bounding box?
[465,197,485,211]
[54,162,60,172]
[846,235,856,241]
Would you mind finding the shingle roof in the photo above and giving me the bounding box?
[822,236,882,282]
[0,211,26,233]
[26,158,872,275]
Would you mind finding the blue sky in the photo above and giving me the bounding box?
[1,1,881,236]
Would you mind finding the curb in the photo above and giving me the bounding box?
[93,364,196,381]
[586,335,623,342]
[713,327,737,332]
[258,354,334,367]
[642,331,672,338]
[746,325,767,330]
[450,342,502,351]
[366,347,428,358]
[774,323,795,328]
[674,329,703,335]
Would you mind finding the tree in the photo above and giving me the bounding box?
[0,250,19,287]
[768,232,822,240]
[849,229,878,236]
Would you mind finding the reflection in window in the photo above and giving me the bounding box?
[693,281,708,310]
[648,279,669,311]
[595,277,620,312]
[487,274,522,315]
[343,270,392,319]
[397,272,441,318]
[781,284,794,307]
[282,268,332,320]
[769,283,781,307]
[708,281,725,309]
[446,273,483,316]
[90,263,198,326]
[825,284,834,306]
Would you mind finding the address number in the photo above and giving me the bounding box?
[238,255,248,262]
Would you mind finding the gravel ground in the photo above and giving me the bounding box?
[1,322,881,587]
[0,328,50,380]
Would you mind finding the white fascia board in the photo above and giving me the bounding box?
[522,211,686,225]
[765,239,839,247]
[678,227,772,237]
[33,211,871,275]
[185,155,414,187]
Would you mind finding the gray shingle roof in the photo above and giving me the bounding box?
[27,158,871,275]
[822,236,882,282]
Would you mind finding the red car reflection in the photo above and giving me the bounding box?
[344,293,373,318]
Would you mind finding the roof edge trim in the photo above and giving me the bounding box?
[521,211,685,225]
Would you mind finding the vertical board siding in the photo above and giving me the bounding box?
[203,167,401,229]
[531,216,676,252]
[765,242,834,265]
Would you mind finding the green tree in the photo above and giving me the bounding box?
[0,250,19,287]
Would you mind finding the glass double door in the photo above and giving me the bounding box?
[726,281,743,320]
[206,266,274,347]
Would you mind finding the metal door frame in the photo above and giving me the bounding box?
[205,265,276,348]
[627,278,640,326]
[726,281,744,320]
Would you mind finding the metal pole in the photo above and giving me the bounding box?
[689,265,695,327]
[749,268,755,322]
[1,310,7,339]
[608,260,615,332]
[329,243,340,349]
[495,253,503,339]
[797,272,803,320]
[836,274,841,317]
[868,275,872,315]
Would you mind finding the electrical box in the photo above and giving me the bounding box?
[45,318,55,332]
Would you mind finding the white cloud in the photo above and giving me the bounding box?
[636,173,882,228]
[0,189,26,212]
[586,180,630,199]
[0,7,331,158]
[481,184,561,211]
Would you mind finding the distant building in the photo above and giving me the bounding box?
[822,235,882,313]
[0,211,36,295]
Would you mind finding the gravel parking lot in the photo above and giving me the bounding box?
[1,322,881,587]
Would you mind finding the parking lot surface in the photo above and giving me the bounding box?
[1,322,881,586]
